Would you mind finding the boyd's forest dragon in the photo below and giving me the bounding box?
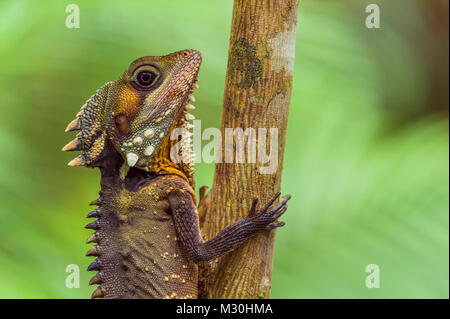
[62,50,291,299]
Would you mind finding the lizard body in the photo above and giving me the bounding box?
[63,50,290,299]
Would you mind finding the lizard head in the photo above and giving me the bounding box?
[105,50,201,171]
[63,50,201,180]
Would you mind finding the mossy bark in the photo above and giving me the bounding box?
[199,0,299,299]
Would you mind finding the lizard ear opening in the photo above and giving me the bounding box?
[114,114,129,134]
[63,82,112,167]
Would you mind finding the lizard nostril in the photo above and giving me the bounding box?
[183,52,189,56]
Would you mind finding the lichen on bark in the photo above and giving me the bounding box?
[229,38,263,89]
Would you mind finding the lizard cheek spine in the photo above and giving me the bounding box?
[62,82,112,167]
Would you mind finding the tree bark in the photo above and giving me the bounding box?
[199,0,299,299]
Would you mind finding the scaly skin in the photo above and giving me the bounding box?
[63,50,291,299]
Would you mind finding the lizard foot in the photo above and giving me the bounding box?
[246,192,291,231]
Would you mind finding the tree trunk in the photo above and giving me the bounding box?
[199,0,299,299]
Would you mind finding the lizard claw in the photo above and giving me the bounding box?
[261,192,281,212]
[248,196,259,217]
[198,185,211,228]
[199,186,209,203]
[266,221,286,230]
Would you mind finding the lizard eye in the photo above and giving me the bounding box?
[136,71,158,88]
[131,64,161,91]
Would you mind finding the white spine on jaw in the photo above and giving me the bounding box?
[127,153,139,167]
[144,129,155,138]
[133,136,143,145]
[144,145,154,156]
[180,123,194,163]
[177,83,198,163]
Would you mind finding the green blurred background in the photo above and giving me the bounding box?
[0,0,448,298]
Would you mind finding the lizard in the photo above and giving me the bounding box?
[62,49,291,299]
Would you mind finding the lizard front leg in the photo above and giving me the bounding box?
[168,191,291,264]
